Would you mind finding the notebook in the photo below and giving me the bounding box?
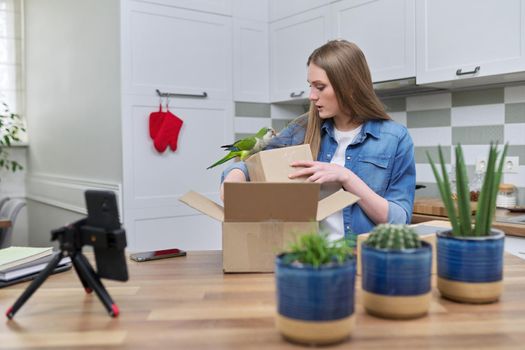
[0,255,71,281]
[0,264,72,288]
[0,246,53,270]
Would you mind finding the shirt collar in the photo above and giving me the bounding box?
[321,118,381,142]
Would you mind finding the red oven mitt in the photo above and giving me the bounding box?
[149,104,165,140]
[153,110,184,153]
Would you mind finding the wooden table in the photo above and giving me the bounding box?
[1,250,524,349]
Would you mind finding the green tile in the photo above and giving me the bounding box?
[452,125,504,145]
[235,102,271,118]
[507,145,525,165]
[415,146,451,164]
[407,109,451,128]
[451,88,504,107]
[272,119,294,132]
[382,97,406,112]
[505,103,525,123]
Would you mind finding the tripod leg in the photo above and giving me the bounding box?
[6,252,64,319]
[72,253,119,317]
[72,257,93,294]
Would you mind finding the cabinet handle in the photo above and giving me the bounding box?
[156,89,208,98]
[290,91,305,98]
[456,66,480,76]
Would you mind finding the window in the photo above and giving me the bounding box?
[0,0,22,114]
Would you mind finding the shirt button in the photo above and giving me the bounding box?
[327,154,331,157]
[346,156,351,160]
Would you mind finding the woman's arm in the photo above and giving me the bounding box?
[220,168,247,202]
[288,129,415,225]
[288,161,389,224]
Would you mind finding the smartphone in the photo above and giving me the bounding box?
[84,190,128,281]
[130,248,186,262]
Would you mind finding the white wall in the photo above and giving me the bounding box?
[24,0,122,244]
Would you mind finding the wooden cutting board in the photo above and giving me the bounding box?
[413,197,477,217]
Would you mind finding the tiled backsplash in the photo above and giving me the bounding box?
[234,84,525,206]
[385,85,525,205]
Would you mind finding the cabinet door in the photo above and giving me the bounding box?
[134,0,232,15]
[332,0,415,83]
[233,19,270,102]
[270,6,332,102]
[416,0,525,84]
[123,1,232,100]
[269,0,332,21]
[121,96,233,251]
[121,1,234,250]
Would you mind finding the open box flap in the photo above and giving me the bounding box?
[179,191,224,222]
[316,189,360,221]
[224,182,320,222]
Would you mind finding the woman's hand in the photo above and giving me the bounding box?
[220,169,247,202]
[289,161,351,184]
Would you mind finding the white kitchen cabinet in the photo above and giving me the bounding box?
[270,5,332,103]
[134,0,232,15]
[332,0,415,83]
[124,1,232,100]
[233,19,270,102]
[416,0,525,85]
[269,0,333,22]
[121,0,234,250]
[232,0,268,21]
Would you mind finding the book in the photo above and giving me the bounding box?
[0,246,53,270]
[0,263,72,288]
[0,255,72,281]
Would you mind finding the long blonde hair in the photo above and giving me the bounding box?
[304,40,390,157]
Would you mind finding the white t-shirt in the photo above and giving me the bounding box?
[320,125,362,241]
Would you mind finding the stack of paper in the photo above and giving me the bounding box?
[0,247,72,286]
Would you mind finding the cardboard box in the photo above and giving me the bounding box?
[180,183,359,272]
[356,224,441,276]
[245,144,313,182]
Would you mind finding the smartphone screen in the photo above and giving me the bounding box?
[130,248,186,262]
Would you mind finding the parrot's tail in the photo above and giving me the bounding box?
[206,152,239,170]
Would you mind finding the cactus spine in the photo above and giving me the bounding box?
[365,224,422,250]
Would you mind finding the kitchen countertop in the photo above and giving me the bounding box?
[1,250,524,349]
[413,197,525,237]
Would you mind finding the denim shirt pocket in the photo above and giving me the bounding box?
[356,154,391,195]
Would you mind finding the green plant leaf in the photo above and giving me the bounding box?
[455,144,472,236]
[427,147,460,235]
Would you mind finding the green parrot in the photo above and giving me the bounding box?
[207,127,276,169]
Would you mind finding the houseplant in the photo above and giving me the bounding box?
[361,224,432,319]
[275,232,356,345]
[0,102,25,174]
[427,143,507,303]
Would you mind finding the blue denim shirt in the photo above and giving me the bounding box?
[222,116,416,235]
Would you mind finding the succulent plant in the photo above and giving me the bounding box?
[281,231,356,268]
[427,143,507,237]
[365,224,421,250]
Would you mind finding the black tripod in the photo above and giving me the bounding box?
[6,218,125,319]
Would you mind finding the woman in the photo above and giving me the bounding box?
[221,40,415,238]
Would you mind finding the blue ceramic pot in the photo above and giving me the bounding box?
[437,229,504,303]
[275,254,356,345]
[361,241,432,319]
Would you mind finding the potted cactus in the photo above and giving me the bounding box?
[361,224,432,319]
[427,143,507,303]
[275,232,356,345]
